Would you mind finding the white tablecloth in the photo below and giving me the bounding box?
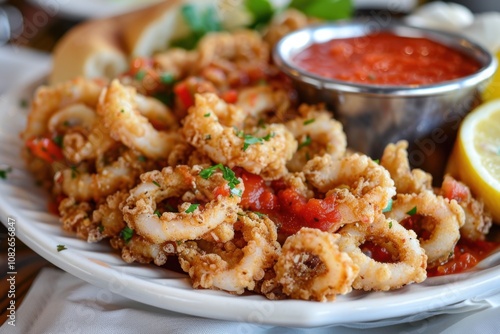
[1,267,500,334]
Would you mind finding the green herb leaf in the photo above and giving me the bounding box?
[289,0,353,20]
[388,221,393,229]
[120,226,134,243]
[373,159,380,164]
[154,209,162,217]
[298,135,312,150]
[98,224,104,233]
[204,113,211,117]
[19,99,28,108]
[199,164,242,197]
[53,135,64,148]
[185,203,200,213]
[57,244,67,252]
[135,70,146,81]
[152,180,161,187]
[382,198,393,213]
[138,155,147,162]
[0,166,12,180]
[407,206,417,216]
[160,72,175,84]
[70,166,79,179]
[303,118,315,125]
[245,0,274,28]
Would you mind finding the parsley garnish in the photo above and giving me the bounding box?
[373,159,380,164]
[204,113,211,117]
[205,134,211,140]
[98,224,104,233]
[160,72,175,84]
[407,206,417,216]
[154,209,162,217]
[303,118,315,125]
[0,166,12,179]
[199,164,241,197]
[70,166,79,179]
[120,226,134,243]
[236,130,275,151]
[57,244,67,252]
[53,135,64,148]
[298,135,312,150]
[135,70,146,81]
[19,99,28,108]
[138,155,147,162]
[185,203,200,213]
[120,109,125,113]
[382,198,393,213]
[388,221,393,229]
[152,180,161,187]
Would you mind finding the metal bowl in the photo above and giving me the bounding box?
[273,21,497,170]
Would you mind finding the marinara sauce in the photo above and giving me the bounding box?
[292,32,481,85]
[237,168,499,276]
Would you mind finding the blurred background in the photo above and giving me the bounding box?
[1,0,493,52]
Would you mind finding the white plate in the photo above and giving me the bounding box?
[1,75,500,328]
[26,0,162,19]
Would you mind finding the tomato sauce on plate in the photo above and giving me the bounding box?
[292,32,481,85]
[237,168,499,276]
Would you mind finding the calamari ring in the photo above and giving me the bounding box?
[338,215,427,291]
[177,212,280,294]
[22,77,105,141]
[275,227,358,301]
[182,93,297,180]
[57,150,145,202]
[285,105,346,172]
[303,154,396,225]
[380,140,432,194]
[97,79,180,159]
[122,165,243,244]
[110,234,172,267]
[385,191,465,266]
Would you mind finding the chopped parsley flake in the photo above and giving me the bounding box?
[70,166,79,179]
[0,166,12,179]
[388,221,393,229]
[56,244,67,252]
[120,226,134,243]
[154,209,162,217]
[185,203,199,213]
[204,113,211,117]
[138,155,147,162]
[406,206,417,216]
[152,180,161,187]
[98,224,104,233]
[19,99,28,108]
[235,130,275,151]
[298,135,312,150]
[303,118,315,125]
[199,164,241,197]
[135,70,146,81]
[373,159,380,164]
[205,134,211,140]
[120,109,125,113]
[382,198,393,213]
[53,135,64,148]
[160,72,175,84]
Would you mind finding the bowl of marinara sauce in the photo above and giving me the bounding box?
[273,21,497,171]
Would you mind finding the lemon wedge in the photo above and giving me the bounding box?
[447,99,500,222]
[482,50,500,101]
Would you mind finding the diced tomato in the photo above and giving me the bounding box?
[174,81,194,109]
[220,89,238,104]
[26,137,64,163]
[240,170,277,211]
[129,57,153,76]
[214,185,230,198]
[441,176,470,203]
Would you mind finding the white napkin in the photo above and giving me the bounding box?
[1,267,500,334]
[0,45,50,94]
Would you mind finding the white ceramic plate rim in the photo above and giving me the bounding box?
[26,0,162,19]
[1,74,500,328]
